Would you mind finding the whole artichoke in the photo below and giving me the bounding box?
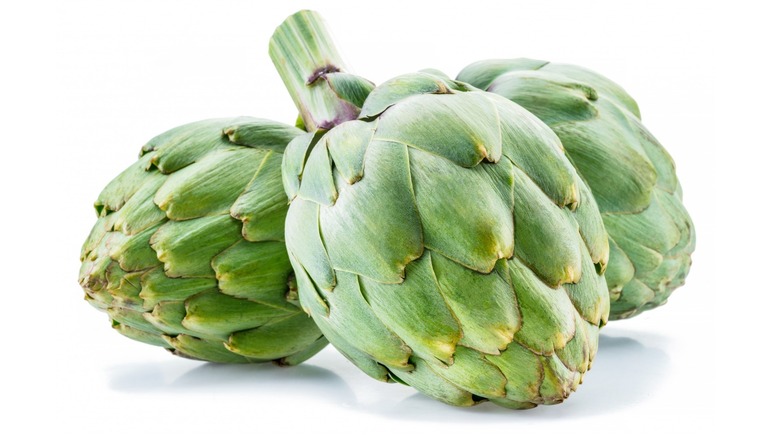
[281,69,611,408]
[457,59,695,319]
[79,117,327,364]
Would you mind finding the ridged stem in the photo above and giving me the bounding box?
[269,10,359,132]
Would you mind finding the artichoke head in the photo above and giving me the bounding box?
[458,59,696,320]
[283,72,611,409]
[79,117,327,364]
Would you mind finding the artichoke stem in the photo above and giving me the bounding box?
[269,10,359,132]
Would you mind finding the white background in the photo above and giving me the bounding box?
[1,0,775,436]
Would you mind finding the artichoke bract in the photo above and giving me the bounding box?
[79,117,327,364]
[457,60,695,319]
[272,12,611,408]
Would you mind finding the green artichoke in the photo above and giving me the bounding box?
[284,70,611,408]
[457,59,695,319]
[79,117,327,364]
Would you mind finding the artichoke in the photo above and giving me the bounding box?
[272,11,611,408]
[457,60,695,319]
[79,117,328,364]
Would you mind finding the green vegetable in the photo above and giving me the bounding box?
[78,117,327,364]
[458,59,695,319]
[272,11,610,409]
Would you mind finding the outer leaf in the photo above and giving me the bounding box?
[388,357,475,407]
[487,71,599,125]
[319,140,424,284]
[374,93,502,166]
[165,335,254,363]
[281,132,319,200]
[508,258,577,355]
[323,72,375,109]
[150,214,241,278]
[430,346,508,399]
[555,109,657,214]
[542,62,641,117]
[285,199,336,291]
[182,290,297,338]
[138,267,216,309]
[143,119,231,174]
[95,154,158,215]
[457,58,550,90]
[512,167,582,286]
[230,152,289,241]
[603,193,681,255]
[223,117,303,154]
[430,252,520,354]
[360,253,462,364]
[297,140,338,205]
[112,172,167,235]
[409,148,514,273]
[325,120,374,184]
[488,95,580,208]
[360,72,452,118]
[226,312,324,360]
[211,240,292,305]
[485,342,543,404]
[154,148,267,220]
[318,271,412,368]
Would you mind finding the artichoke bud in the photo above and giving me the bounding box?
[285,72,611,409]
[458,58,695,320]
[487,71,600,125]
[79,117,328,364]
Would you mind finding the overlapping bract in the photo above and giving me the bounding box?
[79,117,327,364]
[458,60,695,319]
[284,72,611,408]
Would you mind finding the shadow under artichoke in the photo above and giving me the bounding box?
[107,359,355,405]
